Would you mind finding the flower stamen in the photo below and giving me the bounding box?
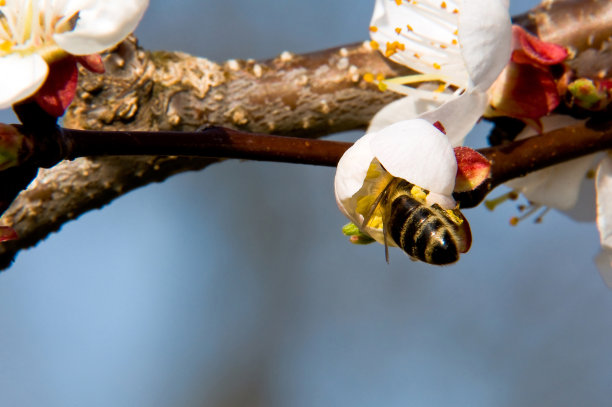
[484,191,519,211]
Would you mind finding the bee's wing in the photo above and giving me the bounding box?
[360,178,399,264]
[360,178,397,230]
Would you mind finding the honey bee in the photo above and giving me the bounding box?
[362,177,472,265]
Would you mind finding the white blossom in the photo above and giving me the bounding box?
[0,0,149,109]
[367,0,511,139]
[335,118,457,243]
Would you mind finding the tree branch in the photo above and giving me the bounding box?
[0,0,611,269]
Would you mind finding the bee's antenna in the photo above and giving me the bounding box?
[383,220,390,264]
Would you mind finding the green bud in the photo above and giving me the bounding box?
[342,222,375,245]
[568,78,610,110]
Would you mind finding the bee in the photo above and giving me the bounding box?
[362,177,472,265]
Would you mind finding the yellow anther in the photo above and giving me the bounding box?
[378,82,388,91]
[413,53,420,59]
[0,40,12,53]
[453,29,459,35]
[369,26,378,33]
[363,73,375,83]
[440,44,447,49]
[453,8,459,14]
[376,73,385,81]
[395,27,402,34]
[440,1,447,8]
[384,41,405,58]
[395,0,402,5]
[452,39,458,45]
[586,169,596,179]
[406,24,413,31]
[435,83,446,93]
[433,62,441,70]
[509,217,519,226]
[370,40,379,50]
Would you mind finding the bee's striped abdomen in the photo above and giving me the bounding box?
[387,194,461,265]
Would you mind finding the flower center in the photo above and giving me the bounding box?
[0,0,75,61]
[369,0,469,98]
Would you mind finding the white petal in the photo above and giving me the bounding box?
[514,115,585,142]
[370,119,457,195]
[0,54,48,109]
[54,0,149,55]
[368,95,445,133]
[419,91,488,146]
[507,153,600,211]
[459,0,512,91]
[334,132,378,213]
[594,249,612,289]
[596,155,612,249]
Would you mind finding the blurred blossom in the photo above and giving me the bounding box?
[504,115,612,288]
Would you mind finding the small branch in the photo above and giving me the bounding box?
[456,120,612,208]
[62,127,350,167]
[22,121,612,210]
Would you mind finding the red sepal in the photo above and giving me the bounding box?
[0,226,18,242]
[454,146,491,192]
[34,56,79,117]
[512,26,568,66]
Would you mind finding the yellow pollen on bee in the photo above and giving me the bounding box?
[433,62,441,70]
[369,26,378,32]
[440,1,447,9]
[445,209,463,225]
[410,185,428,202]
[378,82,388,91]
[370,40,380,50]
[363,72,375,83]
[376,73,385,81]
[395,27,402,34]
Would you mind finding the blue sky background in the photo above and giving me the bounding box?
[1,1,612,406]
